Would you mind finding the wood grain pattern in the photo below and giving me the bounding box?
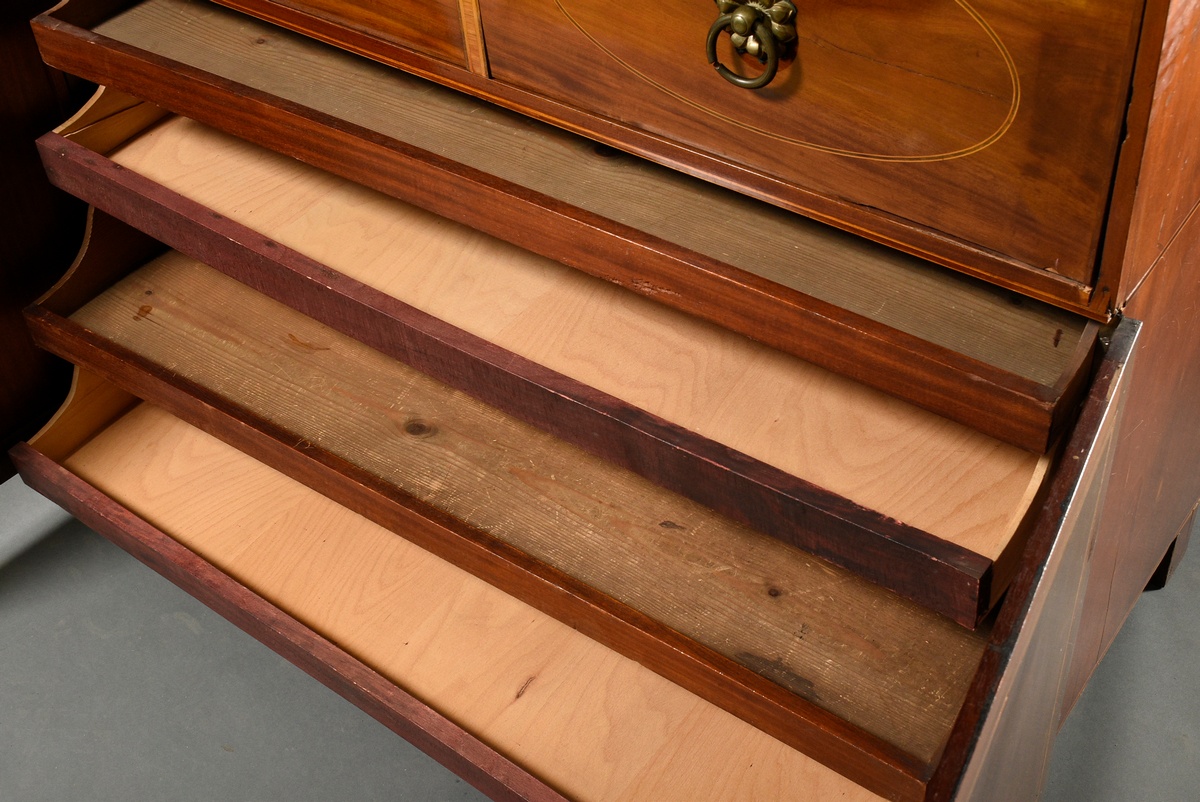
[214,0,469,67]
[39,128,1002,626]
[92,115,1050,569]
[29,309,932,800]
[23,367,137,462]
[18,401,894,801]
[1057,0,1200,715]
[89,0,1087,384]
[51,84,170,153]
[49,251,989,770]
[218,0,1140,293]
[31,0,1098,450]
[463,0,1140,287]
[456,0,487,75]
[1117,0,1200,303]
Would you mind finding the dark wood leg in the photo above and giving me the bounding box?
[1145,504,1196,591]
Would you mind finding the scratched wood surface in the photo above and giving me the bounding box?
[57,400,889,802]
[101,116,1050,564]
[66,252,988,765]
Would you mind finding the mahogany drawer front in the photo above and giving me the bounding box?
[214,0,472,68]
[477,0,1143,303]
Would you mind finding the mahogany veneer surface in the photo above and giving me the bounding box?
[217,0,1142,302]
[221,0,470,67]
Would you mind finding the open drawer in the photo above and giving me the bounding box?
[13,375,888,802]
[12,312,1137,802]
[32,88,1069,628]
[31,0,1098,454]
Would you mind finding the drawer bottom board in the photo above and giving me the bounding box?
[13,392,884,802]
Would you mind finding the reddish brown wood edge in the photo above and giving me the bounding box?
[925,319,1140,801]
[24,312,932,802]
[29,12,1087,454]
[35,142,996,629]
[8,442,567,802]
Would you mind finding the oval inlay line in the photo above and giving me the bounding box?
[555,0,1020,162]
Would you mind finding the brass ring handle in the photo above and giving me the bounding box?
[706,1,798,91]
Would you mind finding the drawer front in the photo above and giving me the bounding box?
[214,0,470,67]
[479,0,1144,298]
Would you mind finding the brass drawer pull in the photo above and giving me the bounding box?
[706,0,797,90]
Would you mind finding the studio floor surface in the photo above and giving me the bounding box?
[1,473,1196,801]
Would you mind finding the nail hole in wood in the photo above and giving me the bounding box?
[404,419,435,437]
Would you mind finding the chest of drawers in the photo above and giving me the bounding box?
[4,0,1199,799]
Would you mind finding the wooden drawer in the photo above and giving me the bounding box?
[14,373,892,802]
[84,0,1158,317]
[32,0,1098,453]
[476,0,1145,303]
[10,0,1178,797]
[10,0,1200,797]
[15,87,1132,794]
[33,0,1151,319]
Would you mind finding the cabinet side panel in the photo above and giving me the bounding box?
[1063,204,1200,710]
[952,402,1123,800]
[927,321,1139,802]
[1119,0,1200,302]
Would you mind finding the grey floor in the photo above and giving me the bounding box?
[0,473,1196,801]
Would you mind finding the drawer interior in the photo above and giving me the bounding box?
[36,90,1056,626]
[18,374,887,801]
[20,333,987,801]
[33,0,1098,452]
